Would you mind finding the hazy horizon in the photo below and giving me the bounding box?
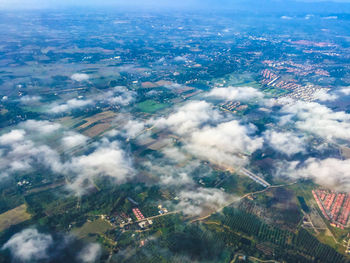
[1,0,350,11]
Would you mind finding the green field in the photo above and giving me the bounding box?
[136,100,169,113]
[72,218,113,239]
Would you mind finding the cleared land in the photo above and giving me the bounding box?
[0,204,31,232]
[72,218,113,239]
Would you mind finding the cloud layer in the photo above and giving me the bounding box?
[2,228,53,262]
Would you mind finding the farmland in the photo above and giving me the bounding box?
[0,204,31,232]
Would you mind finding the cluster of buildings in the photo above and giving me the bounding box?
[262,60,330,77]
[312,189,350,229]
[17,180,30,187]
[220,101,248,113]
[132,208,145,221]
[260,69,330,102]
[132,208,153,229]
[282,85,329,102]
[158,205,168,215]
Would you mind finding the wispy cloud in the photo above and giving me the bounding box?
[2,228,53,262]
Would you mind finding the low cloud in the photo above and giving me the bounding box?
[185,120,263,167]
[0,129,26,145]
[299,158,350,191]
[0,122,133,195]
[65,139,133,195]
[280,101,350,142]
[50,98,94,113]
[71,73,90,82]
[0,134,62,177]
[20,95,41,103]
[20,120,61,134]
[207,86,264,102]
[264,130,306,156]
[154,101,220,135]
[277,158,350,191]
[176,187,235,216]
[161,147,188,163]
[340,87,350,95]
[77,243,101,263]
[152,101,263,168]
[49,86,136,114]
[62,132,88,149]
[313,89,338,102]
[2,228,53,262]
[106,86,136,106]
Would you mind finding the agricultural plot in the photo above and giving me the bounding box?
[136,100,169,113]
[72,218,113,239]
[0,204,31,232]
[214,207,344,263]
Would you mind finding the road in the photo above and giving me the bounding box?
[191,181,297,223]
[120,210,180,227]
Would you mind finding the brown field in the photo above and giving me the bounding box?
[83,123,111,137]
[25,181,66,195]
[0,204,31,232]
[77,111,116,130]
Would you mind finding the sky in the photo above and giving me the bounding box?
[1,0,350,10]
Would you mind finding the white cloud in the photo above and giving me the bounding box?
[2,228,53,262]
[62,132,88,149]
[71,73,89,82]
[280,101,350,142]
[77,243,101,263]
[161,147,188,163]
[0,121,133,195]
[20,120,61,135]
[207,86,264,102]
[20,95,41,103]
[174,56,187,62]
[123,120,145,138]
[340,87,350,95]
[160,172,193,186]
[154,101,220,135]
[313,89,338,101]
[299,158,350,191]
[176,187,235,216]
[49,87,136,114]
[65,140,133,195]
[0,129,26,145]
[107,86,136,106]
[264,130,306,156]
[185,120,263,167]
[278,158,350,191]
[50,98,93,113]
[152,101,263,169]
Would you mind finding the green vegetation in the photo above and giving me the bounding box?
[72,218,113,239]
[136,100,169,113]
[210,207,344,263]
